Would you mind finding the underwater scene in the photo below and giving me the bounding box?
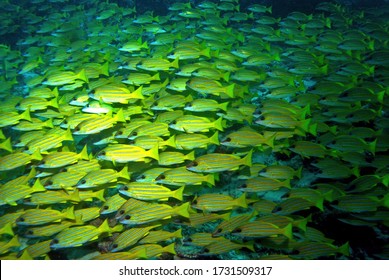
[0,0,388,260]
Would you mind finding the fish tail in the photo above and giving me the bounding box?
[173,186,185,201]
[201,47,211,58]
[163,243,176,255]
[282,179,291,189]
[51,87,59,98]
[223,72,230,82]
[97,219,111,234]
[0,137,12,152]
[79,145,89,160]
[206,174,215,186]
[186,150,195,161]
[173,228,182,238]
[0,223,14,237]
[77,68,89,83]
[338,242,350,256]
[63,128,74,142]
[94,189,106,202]
[7,236,21,249]
[264,133,276,148]
[20,107,32,122]
[213,117,224,131]
[164,135,176,148]
[282,223,293,240]
[171,57,179,69]
[374,90,385,105]
[315,197,324,211]
[209,131,220,145]
[101,62,109,76]
[118,165,130,180]
[241,149,253,168]
[64,206,76,220]
[114,108,126,123]
[147,144,159,161]
[299,118,311,132]
[31,149,43,161]
[220,101,229,112]
[381,174,389,187]
[174,202,190,218]
[152,72,160,81]
[43,118,54,128]
[244,241,255,252]
[31,178,46,193]
[224,83,235,98]
[320,64,328,75]
[368,139,377,155]
[234,193,248,208]
[69,189,81,203]
[132,85,144,99]
[296,166,303,179]
[49,97,59,109]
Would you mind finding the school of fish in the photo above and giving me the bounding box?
[0,0,389,260]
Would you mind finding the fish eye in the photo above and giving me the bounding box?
[72,97,77,101]
[40,160,46,165]
[347,113,354,118]
[128,140,135,144]
[63,120,68,124]
[24,198,31,203]
[113,244,118,248]
[185,102,192,107]
[332,200,339,205]
[232,228,242,233]
[90,90,95,94]
[74,127,80,132]
[131,132,137,136]
[123,186,128,191]
[154,102,159,106]
[117,131,123,135]
[216,228,222,233]
[240,184,247,188]
[119,210,125,215]
[51,239,59,245]
[192,161,198,167]
[80,179,86,184]
[103,206,109,210]
[100,151,106,156]
[192,200,197,205]
[27,230,33,235]
[124,215,131,220]
[204,248,210,253]
[225,137,231,142]
[171,120,177,125]
[24,146,29,151]
[140,175,146,179]
[158,174,165,180]
[259,115,265,121]
[272,206,282,213]
[281,193,290,199]
[187,237,192,242]
[17,217,25,222]
[45,180,52,186]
